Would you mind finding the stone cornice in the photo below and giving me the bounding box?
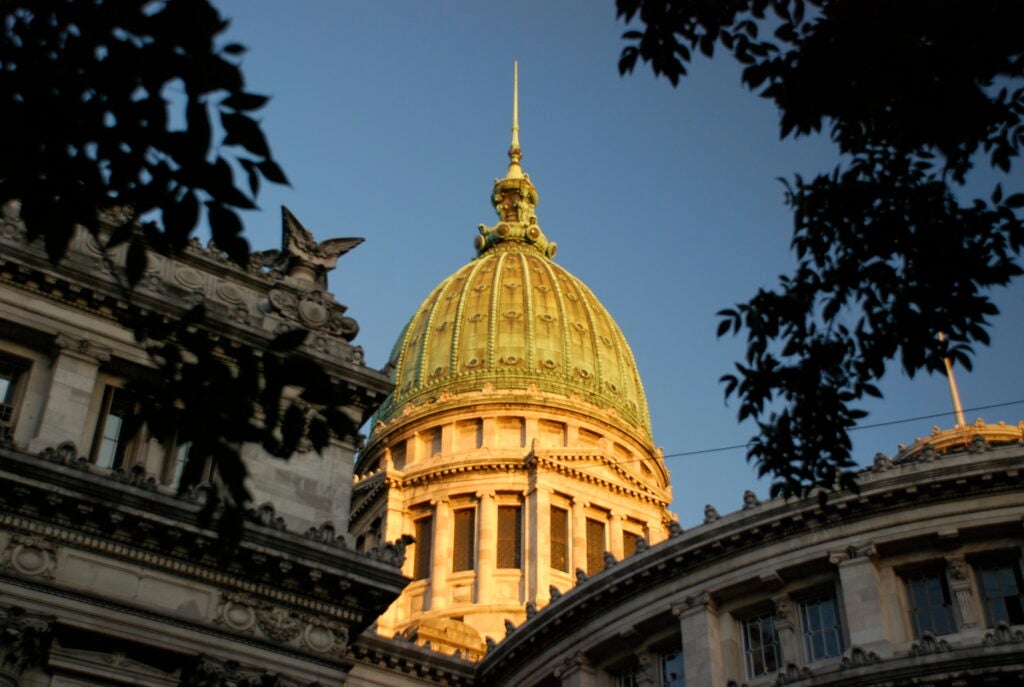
[0,225,393,411]
[0,444,408,638]
[351,632,475,687]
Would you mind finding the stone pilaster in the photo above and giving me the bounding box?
[0,606,54,687]
[946,555,980,630]
[571,498,588,576]
[476,491,497,602]
[772,594,800,667]
[527,485,551,603]
[29,335,111,452]
[553,651,597,687]
[673,592,722,687]
[609,511,624,559]
[430,497,452,611]
[830,544,892,657]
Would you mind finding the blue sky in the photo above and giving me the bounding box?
[212,0,1024,526]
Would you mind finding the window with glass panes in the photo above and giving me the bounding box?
[905,571,956,636]
[586,518,605,574]
[452,508,475,572]
[91,386,136,469]
[550,506,569,572]
[742,613,780,677]
[497,505,522,569]
[661,648,685,687]
[413,516,433,580]
[976,559,1024,627]
[799,593,844,661]
[0,357,24,427]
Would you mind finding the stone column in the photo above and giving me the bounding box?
[553,652,597,687]
[429,497,452,611]
[831,544,892,657]
[476,491,497,603]
[28,335,110,452]
[609,511,624,559]
[946,555,981,631]
[0,606,54,687]
[672,591,723,687]
[527,485,551,603]
[571,498,588,576]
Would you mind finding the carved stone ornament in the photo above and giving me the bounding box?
[983,621,1024,646]
[366,534,415,567]
[742,490,761,509]
[574,568,589,584]
[37,441,87,469]
[0,606,54,683]
[548,585,562,601]
[255,606,303,643]
[53,335,112,363]
[214,593,258,634]
[775,663,811,684]
[0,535,58,579]
[603,551,618,568]
[946,555,969,582]
[910,631,950,655]
[301,622,349,656]
[870,452,893,472]
[552,651,590,679]
[180,655,264,687]
[525,601,538,619]
[503,619,516,637]
[840,646,880,669]
[703,504,720,524]
[110,463,158,491]
[247,502,287,530]
[304,521,346,548]
[667,520,684,537]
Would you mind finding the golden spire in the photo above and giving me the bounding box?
[475,61,555,258]
[938,331,967,427]
[506,60,524,180]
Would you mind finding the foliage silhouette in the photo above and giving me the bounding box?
[0,0,357,524]
[618,0,1024,497]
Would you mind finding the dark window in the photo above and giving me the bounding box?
[497,506,522,569]
[623,530,641,558]
[91,386,136,469]
[906,571,956,636]
[453,508,475,572]
[586,518,605,575]
[550,506,568,572]
[976,559,1024,627]
[0,356,27,428]
[800,593,844,661]
[742,613,780,677]
[661,648,685,687]
[614,667,637,687]
[413,516,433,580]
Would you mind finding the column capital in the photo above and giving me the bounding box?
[829,543,877,566]
[0,606,54,686]
[53,333,112,363]
[672,590,718,617]
[476,490,496,501]
[571,497,589,509]
[552,651,592,679]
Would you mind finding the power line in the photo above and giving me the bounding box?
[657,398,1024,461]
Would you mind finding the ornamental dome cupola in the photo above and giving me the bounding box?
[370,66,652,448]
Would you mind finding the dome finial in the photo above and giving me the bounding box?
[507,60,524,180]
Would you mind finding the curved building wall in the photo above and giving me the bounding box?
[476,438,1024,687]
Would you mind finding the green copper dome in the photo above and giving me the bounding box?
[375,240,652,437]
[374,162,652,438]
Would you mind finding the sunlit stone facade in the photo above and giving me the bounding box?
[351,122,673,655]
